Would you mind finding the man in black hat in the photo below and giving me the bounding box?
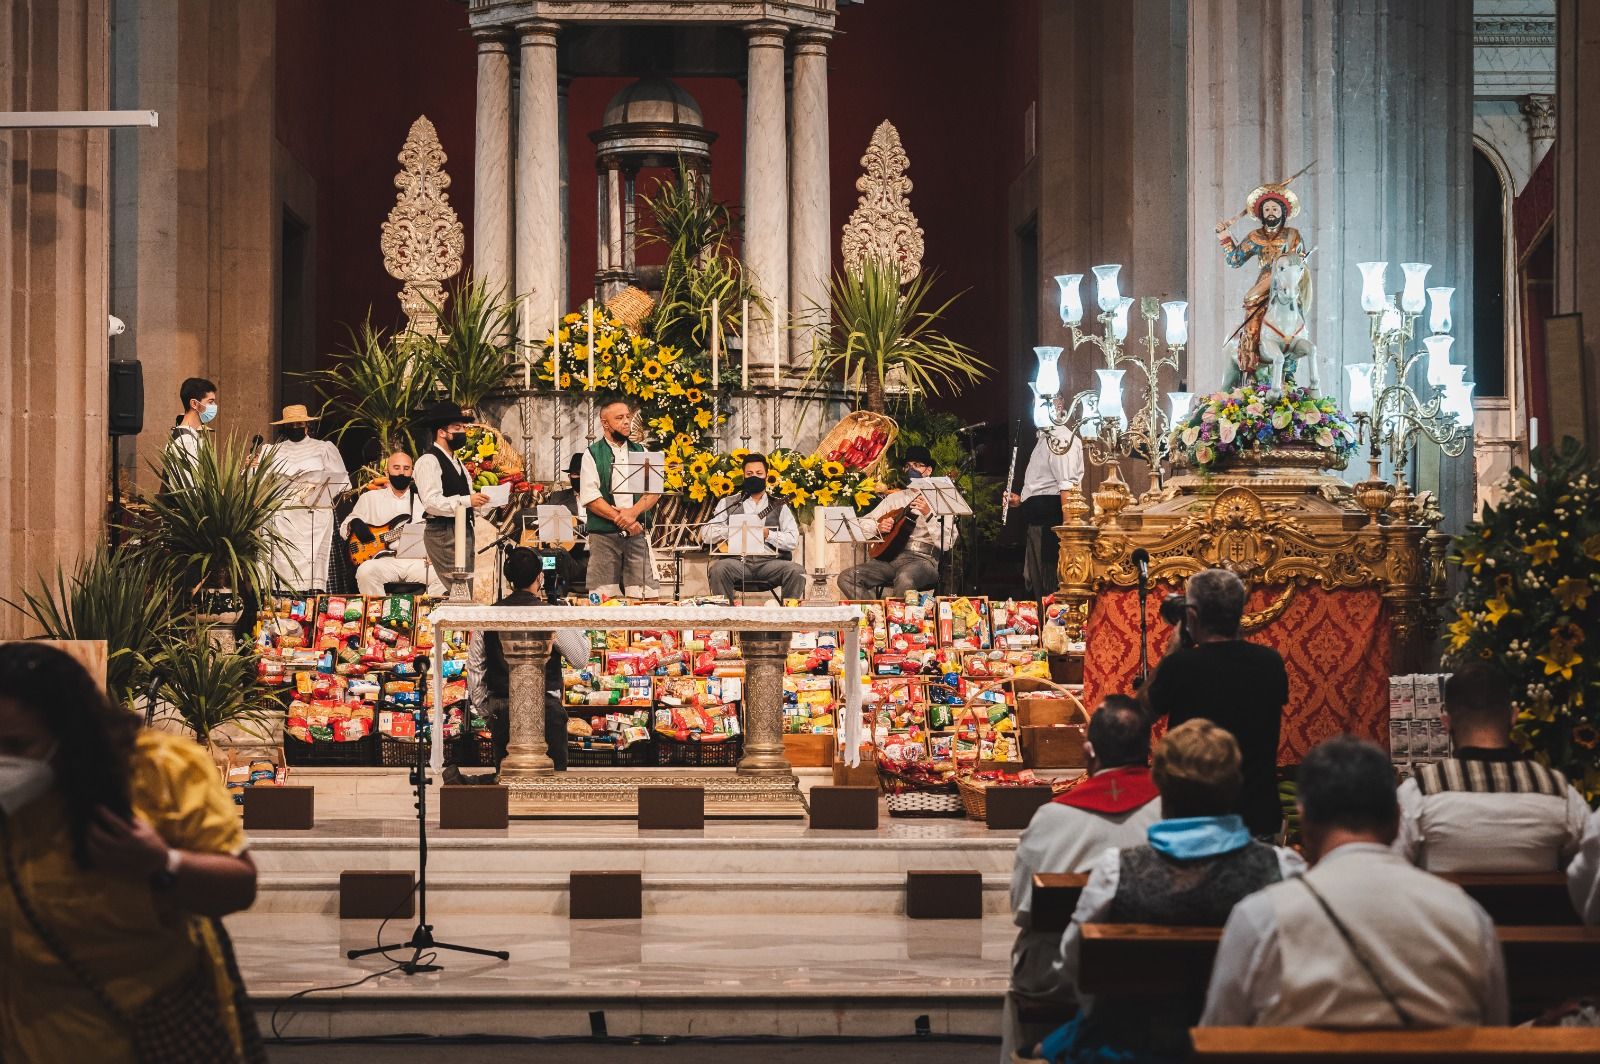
[837,445,955,599]
[546,452,584,516]
[412,401,490,584]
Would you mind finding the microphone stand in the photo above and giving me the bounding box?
[1135,561,1151,685]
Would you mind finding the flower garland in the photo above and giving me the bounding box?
[535,309,724,454]
[1169,385,1359,471]
[1447,439,1600,802]
[664,447,889,521]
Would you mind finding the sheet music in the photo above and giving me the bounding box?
[393,522,426,559]
[535,505,578,548]
[618,450,669,495]
[819,505,875,544]
[908,476,973,517]
[725,513,776,556]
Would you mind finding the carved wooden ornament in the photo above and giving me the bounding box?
[381,116,465,337]
[840,121,925,284]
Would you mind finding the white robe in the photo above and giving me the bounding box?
[263,437,349,592]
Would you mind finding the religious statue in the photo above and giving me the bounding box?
[1215,170,1319,394]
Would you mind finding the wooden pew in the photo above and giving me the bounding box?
[1030,872,1090,932]
[1077,924,1600,1002]
[1441,872,1578,926]
[1190,1026,1600,1062]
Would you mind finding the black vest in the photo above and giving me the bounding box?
[720,494,793,561]
[423,443,472,527]
[483,589,564,699]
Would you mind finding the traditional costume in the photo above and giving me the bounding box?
[261,405,349,593]
[578,435,658,599]
[1219,182,1310,378]
[412,401,482,584]
[1016,427,1083,600]
[701,487,806,601]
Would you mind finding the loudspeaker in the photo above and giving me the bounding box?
[108,360,144,437]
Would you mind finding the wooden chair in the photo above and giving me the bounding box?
[1441,872,1579,926]
[1030,872,1090,932]
[1190,1026,1600,1061]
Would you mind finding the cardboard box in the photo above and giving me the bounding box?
[833,743,878,787]
[783,732,836,768]
[1014,678,1087,729]
[1022,724,1088,769]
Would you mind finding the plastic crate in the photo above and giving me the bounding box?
[654,736,742,767]
[283,733,377,767]
[453,734,498,768]
[568,739,655,767]
[379,735,461,768]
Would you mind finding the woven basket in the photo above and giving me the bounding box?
[605,286,655,332]
[814,411,899,477]
[886,790,965,818]
[466,424,524,479]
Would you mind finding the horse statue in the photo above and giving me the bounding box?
[1222,249,1319,394]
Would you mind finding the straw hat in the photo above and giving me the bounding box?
[270,404,317,426]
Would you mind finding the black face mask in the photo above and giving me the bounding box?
[388,474,413,492]
[741,475,766,497]
[282,427,307,443]
[447,431,468,450]
[568,476,581,492]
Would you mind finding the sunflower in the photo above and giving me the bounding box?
[686,388,703,405]
[688,482,708,503]
[559,373,572,389]
[708,473,735,498]
[730,448,751,463]
[689,458,711,478]
[643,360,664,380]
[822,460,846,479]
[766,472,781,487]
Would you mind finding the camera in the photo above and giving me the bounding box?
[1159,593,1196,649]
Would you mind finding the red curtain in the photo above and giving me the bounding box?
[1083,585,1390,763]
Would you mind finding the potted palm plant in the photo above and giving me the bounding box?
[640,164,757,355]
[422,274,520,412]
[144,623,283,757]
[302,315,438,461]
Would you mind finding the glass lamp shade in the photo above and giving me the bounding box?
[1092,264,1123,312]
[1029,382,1053,430]
[1444,379,1476,428]
[1033,345,1064,398]
[1379,302,1404,336]
[1167,391,1195,424]
[1400,263,1431,314]
[1055,274,1085,326]
[1095,368,1126,426]
[1110,297,1135,341]
[1346,363,1376,416]
[1422,335,1455,388]
[1357,261,1389,313]
[1161,301,1189,346]
[1427,286,1454,334]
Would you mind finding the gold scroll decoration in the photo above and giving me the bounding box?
[840,120,925,284]
[381,116,464,338]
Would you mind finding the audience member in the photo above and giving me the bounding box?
[1396,663,1589,873]
[1144,568,1288,837]
[1201,736,1507,1029]
[1571,807,1600,926]
[1020,719,1303,1063]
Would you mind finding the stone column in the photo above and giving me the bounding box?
[1,0,111,641]
[473,29,513,299]
[499,631,554,777]
[558,75,571,312]
[1555,0,1600,448]
[1520,93,1556,172]
[737,630,792,776]
[515,21,561,334]
[788,30,831,370]
[743,23,789,378]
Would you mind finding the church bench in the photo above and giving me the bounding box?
[1076,924,1600,1001]
[1440,872,1579,926]
[1189,1026,1600,1061]
[1030,872,1090,932]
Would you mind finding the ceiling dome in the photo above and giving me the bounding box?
[601,77,705,129]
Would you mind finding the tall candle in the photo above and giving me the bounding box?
[586,300,596,390]
[521,304,532,390]
[453,502,466,569]
[551,298,561,387]
[710,297,720,391]
[772,299,783,386]
[741,297,750,390]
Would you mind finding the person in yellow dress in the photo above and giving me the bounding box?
[0,642,262,1063]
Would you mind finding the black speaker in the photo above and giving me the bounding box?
[109,359,144,437]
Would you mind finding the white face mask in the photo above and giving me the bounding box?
[0,746,57,817]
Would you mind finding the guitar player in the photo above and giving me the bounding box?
[837,446,956,599]
[340,450,439,596]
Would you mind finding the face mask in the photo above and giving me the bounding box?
[741,475,766,497]
[199,402,218,425]
[283,427,307,443]
[0,746,57,816]
[388,474,413,491]
[447,432,467,450]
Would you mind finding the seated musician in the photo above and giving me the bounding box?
[340,450,438,596]
[837,446,955,599]
[1572,808,1600,925]
[700,454,807,601]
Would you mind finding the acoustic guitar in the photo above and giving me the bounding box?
[869,506,918,560]
[346,514,413,567]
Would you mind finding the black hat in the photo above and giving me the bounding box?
[566,453,584,476]
[902,445,935,468]
[414,400,476,430]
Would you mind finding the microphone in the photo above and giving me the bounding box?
[1131,547,1150,590]
[249,433,264,455]
[955,421,988,434]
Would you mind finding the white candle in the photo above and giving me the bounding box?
[552,298,561,387]
[586,300,596,390]
[741,297,750,390]
[772,299,783,387]
[522,303,532,390]
[710,297,720,391]
[453,502,466,569]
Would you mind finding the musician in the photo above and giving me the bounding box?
[546,453,584,515]
[540,453,587,591]
[1007,411,1084,599]
[260,404,349,592]
[340,450,438,596]
[412,400,491,582]
[578,399,660,599]
[837,446,956,599]
[700,454,807,601]
[166,376,217,468]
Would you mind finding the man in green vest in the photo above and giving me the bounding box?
[577,398,661,598]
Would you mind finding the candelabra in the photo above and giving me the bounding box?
[1344,261,1474,523]
[1036,266,1192,498]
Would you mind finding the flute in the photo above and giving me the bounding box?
[1000,442,1019,526]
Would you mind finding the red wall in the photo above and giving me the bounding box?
[275,0,1035,420]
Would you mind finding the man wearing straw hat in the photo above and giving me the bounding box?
[260,404,350,592]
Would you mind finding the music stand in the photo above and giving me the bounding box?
[534,506,579,549]
[613,451,670,599]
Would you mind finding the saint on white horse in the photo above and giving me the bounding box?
[1223,250,1318,393]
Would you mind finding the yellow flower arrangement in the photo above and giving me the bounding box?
[643,360,664,380]
[707,473,735,498]
[669,447,889,521]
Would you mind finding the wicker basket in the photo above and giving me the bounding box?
[885,790,965,818]
[814,411,899,477]
[605,286,655,332]
[955,775,991,820]
[466,424,524,479]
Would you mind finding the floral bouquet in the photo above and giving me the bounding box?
[661,446,888,521]
[1447,438,1600,802]
[1169,385,1359,472]
[455,425,536,496]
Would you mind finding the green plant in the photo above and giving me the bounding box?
[144,624,279,746]
[1446,437,1600,803]
[889,402,1001,549]
[809,258,987,413]
[300,315,437,457]
[639,163,758,357]
[2,544,173,709]
[140,434,294,606]
[422,274,520,411]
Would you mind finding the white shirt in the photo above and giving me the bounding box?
[857,488,957,554]
[467,624,592,710]
[340,486,425,539]
[700,493,800,553]
[414,444,476,519]
[261,436,349,508]
[1570,808,1600,926]
[1019,428,1084,501]
[166,424,202,467]
[1395,765,1590,874]
[1200,843,1507,1028]
[577,439,636,512]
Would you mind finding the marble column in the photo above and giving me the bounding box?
[1555,0,1600,448]
[499,631,554,777]
[788,30,831,371]
[516,22,561,336]
[2,0,112,640]
[737,630,793,776]
[558,75,571,311]
[473,29,513,299]
[743,23,789,379]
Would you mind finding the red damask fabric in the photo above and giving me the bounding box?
[1082,585,1390,763]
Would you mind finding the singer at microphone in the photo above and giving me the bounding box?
[258,404,351,594]
[698,453,807,601]
[1008,399,1086,600]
